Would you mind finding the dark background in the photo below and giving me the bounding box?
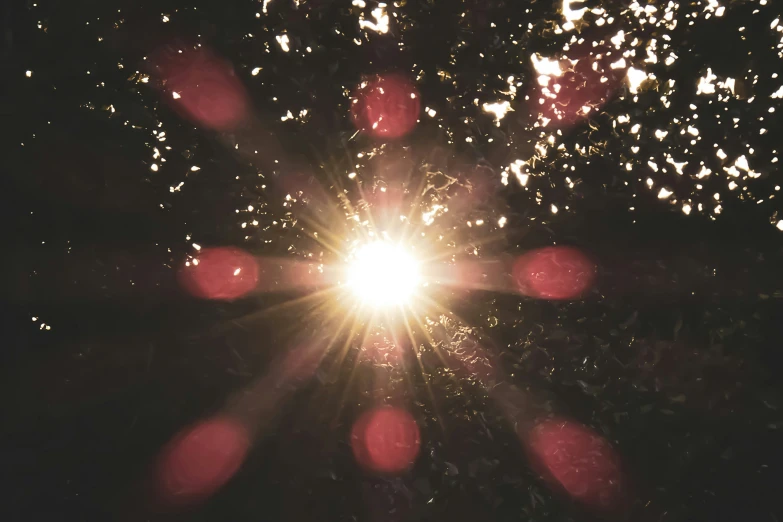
[1,0,782,520]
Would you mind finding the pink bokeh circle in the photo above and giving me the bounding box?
[351,74,421,139]
[179,247,259,300]
[512,246,596,300]
[155,417,250,506]
[526,418,626,512]
[351,407,421,474]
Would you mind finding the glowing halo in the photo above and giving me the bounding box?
[344,241,422,309]
[230,159,514,387]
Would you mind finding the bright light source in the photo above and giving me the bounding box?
[346,241,421,308]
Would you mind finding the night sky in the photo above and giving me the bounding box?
[2,0,783,521]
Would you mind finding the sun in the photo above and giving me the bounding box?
[345,241,422,309]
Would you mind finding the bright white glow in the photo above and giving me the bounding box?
[276,34,290,52]
[531,54,565,77]
[697,68,717,95]
[626,67,649,93]
[508,159,529,186]
[562,0,587,22]
[359,5,389,34]
[482,101,512,125]
[346,242,420,308]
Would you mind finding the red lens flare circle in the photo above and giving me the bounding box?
[351,74,421,139]
[154,417,250,506]
[179,247,259,300]
[152,47,248,131]
[526,418,626,512]
[351,407,421,474]
[512,246,596,300]
[530,47,625,129]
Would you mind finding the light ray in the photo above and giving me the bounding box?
[329,316,379,426]
[220,152,516,432]
[400,304,449,435]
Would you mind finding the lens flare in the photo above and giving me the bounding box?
[351,73,420,139]
[154,417,250,507]
[178,247,259,300]
[345,241,421,309]
[151,46,248,131]
[512,246,596,300]
[351,407,421,474]
[526,418,627,513]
